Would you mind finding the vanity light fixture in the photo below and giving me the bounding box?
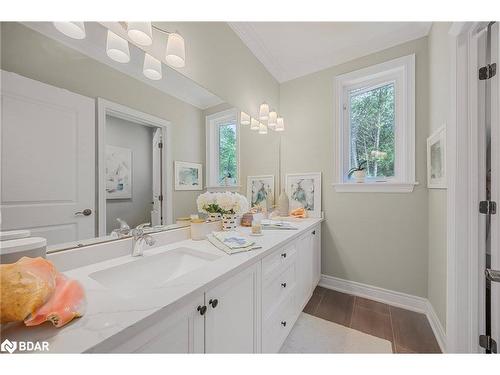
[106,30,130,63]
[240,112,251,125]
[127,22,153,46]
[275,117,285,132]
[165,32,186,68]
[53,22,86,39]
[268,110,277,129]
[143,53,162,80]
[259,102,270,121]
[250,117,260,131]
[258,122,268,135]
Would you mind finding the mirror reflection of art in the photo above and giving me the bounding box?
[427,126,446,189]
[175,161,203,191]
[247,175,274,209]
[106,145,132,199]
[286,172,322,218]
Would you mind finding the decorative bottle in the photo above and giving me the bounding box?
[278,189,289,217]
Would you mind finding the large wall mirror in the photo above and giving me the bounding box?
[0,21,281,253]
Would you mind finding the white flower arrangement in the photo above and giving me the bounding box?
[196,191,249,215]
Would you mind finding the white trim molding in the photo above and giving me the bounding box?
[97,98,173,236]
[426,300,447,353]
[332,182,418,193]
[319,274,446,352]
[334,54,416,192]
[205,108,240,189]
[446,22,489,354]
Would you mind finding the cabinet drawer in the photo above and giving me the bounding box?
[262,291,295,353]
[262,243,297,281]
[262,261,296,319]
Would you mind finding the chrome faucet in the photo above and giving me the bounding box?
[131,223,156,257]
[111,218,131,238]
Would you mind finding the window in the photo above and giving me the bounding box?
[334,54,416,192]
[206,108,240,188]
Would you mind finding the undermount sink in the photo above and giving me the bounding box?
[89,247,221,297]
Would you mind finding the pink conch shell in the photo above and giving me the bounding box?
[24,273,86,328]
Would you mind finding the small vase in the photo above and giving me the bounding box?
[278,189,289,217]
[353,170,366,183]
[208,213,222,222]
[222,213,238,231]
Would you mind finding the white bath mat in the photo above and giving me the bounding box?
[280,313,393,353]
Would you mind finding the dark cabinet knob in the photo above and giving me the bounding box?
[281,253,287,258]
[312,230,316,235]
[209,298,219,308]
[281,282,287,288]
[75,208,92,216]
[281,321,287,327]
[197,305,207,315]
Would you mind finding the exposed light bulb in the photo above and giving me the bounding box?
[259,103,270,121]
[53,22,86,39]
[240,112,251,125]
[275,117,285,132]
[143,53,162,80]
[268,110,278,129]
[106,30,130,63]
[250,118,260,130]
[166,33,185,68]
[127,22,153,46]
[258,122,268,135]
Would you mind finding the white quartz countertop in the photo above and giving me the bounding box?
[1,218,322,353]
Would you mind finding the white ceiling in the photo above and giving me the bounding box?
[229,22,432,83]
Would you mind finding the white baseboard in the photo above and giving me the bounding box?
[425,300,447,353]
[319,274,446,352]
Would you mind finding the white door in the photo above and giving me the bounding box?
[205,263,261,353]
[1,71,95,246]
[489,21,500,353]
[151,128,162,226]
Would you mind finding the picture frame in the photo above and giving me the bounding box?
[246,175,275,208]
[106,145,132,199]
[175,161,203,191]
[285,172,322,218]
[427,126,446,189]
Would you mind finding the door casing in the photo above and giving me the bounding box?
[96,98,173,236]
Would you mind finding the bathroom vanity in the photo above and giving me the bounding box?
[1,219,322,353]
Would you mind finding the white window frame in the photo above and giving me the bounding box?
[333,54,417,193]
[205,108,241,190]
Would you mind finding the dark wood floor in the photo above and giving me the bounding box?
[303,286,441,353]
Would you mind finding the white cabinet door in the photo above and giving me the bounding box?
[1,71,95,246]
[312,226,321,286]
[205,263,261,353]
[297,231,314,309]
[103,295,205,353]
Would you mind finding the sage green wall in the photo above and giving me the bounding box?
[427,22,451,329]
[279,37,430,297]
[155,22,280,120]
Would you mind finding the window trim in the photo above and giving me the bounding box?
[334,54,417,193]
[205,108,240,190]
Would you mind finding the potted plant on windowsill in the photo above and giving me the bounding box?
[348,161,367,183]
